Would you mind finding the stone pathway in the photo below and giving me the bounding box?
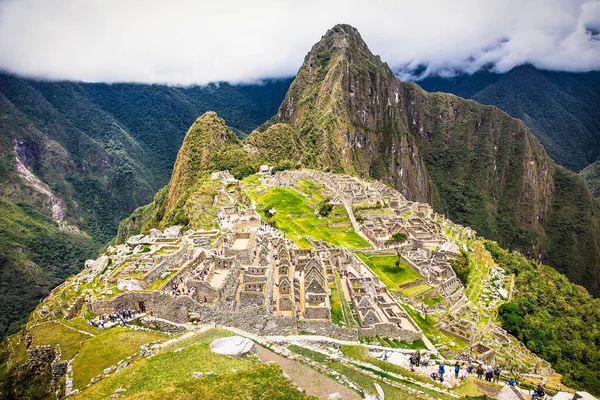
[254,345,360,400]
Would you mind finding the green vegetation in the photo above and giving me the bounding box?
[449,249,471,285]
[401,305,469,352]
[356,253,421,290]
[453,377,501,398]
[0,72,291,340]
[385,232,408,245]
[486,241,600,395]
[246,185,370,249]
[580,159,600,198]
[75,330,313,400]
[418,65,600,173]
[0,199,96,339]
[422,295,445,307]
[329,272,356,328]
[317,198,334,217]
[29,322,91,360]
[72,327,167,390]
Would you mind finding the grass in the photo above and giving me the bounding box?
[454,377,502,397]
[401,305,469,352]
[423,295,445,307]
[71,327,167,390]
[29,322,92,360]
[356,253,421,291]
[331,271,356,328]
[326,361,416,400]
[74,329,314,400]
[286,344,416,399]
[402,284,433,298]
[61,318,103,335]
[247,186,370,249]
[329,286,344,325]
[338,345,450,395]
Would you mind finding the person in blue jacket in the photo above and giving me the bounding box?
[438,361,446,382]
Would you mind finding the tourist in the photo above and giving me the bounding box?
[531,384,546,399]
[438,361,445,382]
[485,366,493,381]
[476,363,484,379]
[430,372,439,381]
[507,378,516,387]
[422,353,430,366]
[467,362,474,374]
[454,361,460,379]
[493,365,501,383]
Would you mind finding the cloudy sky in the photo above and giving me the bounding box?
[0,0,599,85]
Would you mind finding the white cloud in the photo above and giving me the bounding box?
[0,0,598,84]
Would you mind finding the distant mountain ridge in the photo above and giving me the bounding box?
[416,65,600,172]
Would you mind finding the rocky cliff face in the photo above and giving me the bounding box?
[250,24,600,295]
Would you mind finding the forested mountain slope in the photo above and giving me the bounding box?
[416,65,600,172]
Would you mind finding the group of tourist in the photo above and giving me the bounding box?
[171,277,194,297]
[427,361,502,383]
[88,309,137,329]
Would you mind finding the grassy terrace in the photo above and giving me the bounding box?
[242,176,370,249]
[330,272,356,328]
[401,304,469,352]
[355,253,421,292]
[288,345,452,400]
[74,329,312,400]
[72,327,168,390]
[29,322,92,360]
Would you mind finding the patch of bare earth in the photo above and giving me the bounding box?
[254,345,360,400]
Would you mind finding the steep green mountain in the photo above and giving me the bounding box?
[580,159,600,198]
[416,65,600,172]
[113,112,259,241]
[246,24,600,296]
[0,74,290,339]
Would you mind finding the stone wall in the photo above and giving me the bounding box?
[359,322,422,342]
[63,295,85,319]
[27,346,56,367]
[299,320,357,341]
[139,317,187,334]
[304,307,330,320]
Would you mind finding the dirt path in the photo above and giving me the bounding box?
[254,345,360,400]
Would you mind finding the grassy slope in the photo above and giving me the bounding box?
[74,329,314,400]
[72,327,167,390]
[29,322,91,360]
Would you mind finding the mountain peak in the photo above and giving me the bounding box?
[313,24,368,52]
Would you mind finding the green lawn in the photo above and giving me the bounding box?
[248,186,370,249]
[423,295,445,307]
[401,305,469,352]
[30,322,92,360]
[75,329,312,400]
[330,272,356,328]
[72,327,167,390]
[402,284,433,298]
[356,253,421,291]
